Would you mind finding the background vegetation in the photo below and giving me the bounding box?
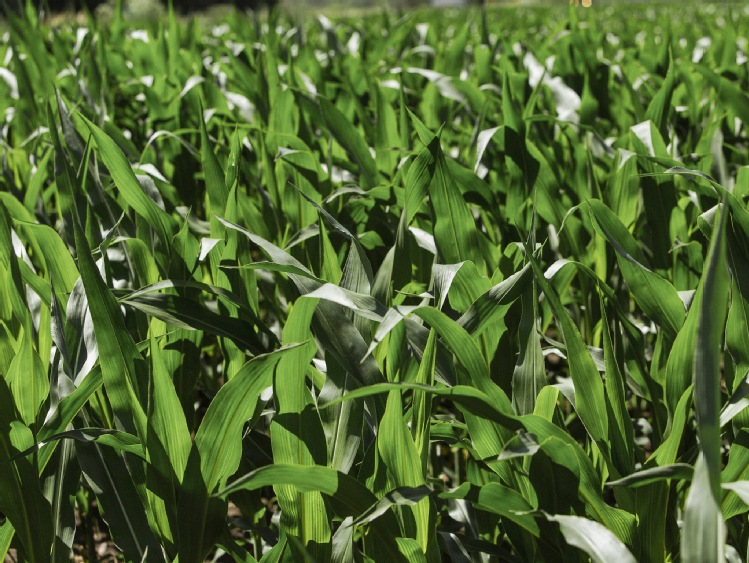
[1,0,278,17]
[1,1,749,561]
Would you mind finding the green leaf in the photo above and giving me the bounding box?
[72,220,148,439]
[148,334,191,481]
[271,309,331,559]
[694,64,749,124]
[16,221,79,299]
[7,330,48,428]
[378,390,435,556]
[80,115,177,247]
[320,97,379,190]
[512,286,545,415]
[607,464,694,488]
[457,263,531,337]
[425,137,484,269]
[721,481,749,507]
[0,377,53,563]
[122,293,266,355]
[199,104,229,223]
[527,251,608,448]
[302,283,386,321]
[682,455,726,563]
[682,198,730,563]
[75,439,164,562]
[331,517,355,563]
[412,329,437,473]
[404,141,436,225]
[587,199,685,339]
[440,482,539,536]
[352,485,432,527]
[44,432,78,563]
[39,368,104,447]
[545,513,637,563]
[9,428,143,461]
[645,54,676,139]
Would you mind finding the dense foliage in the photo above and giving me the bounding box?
[1,2,749,561]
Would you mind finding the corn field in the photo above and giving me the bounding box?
[1,2,749,561]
